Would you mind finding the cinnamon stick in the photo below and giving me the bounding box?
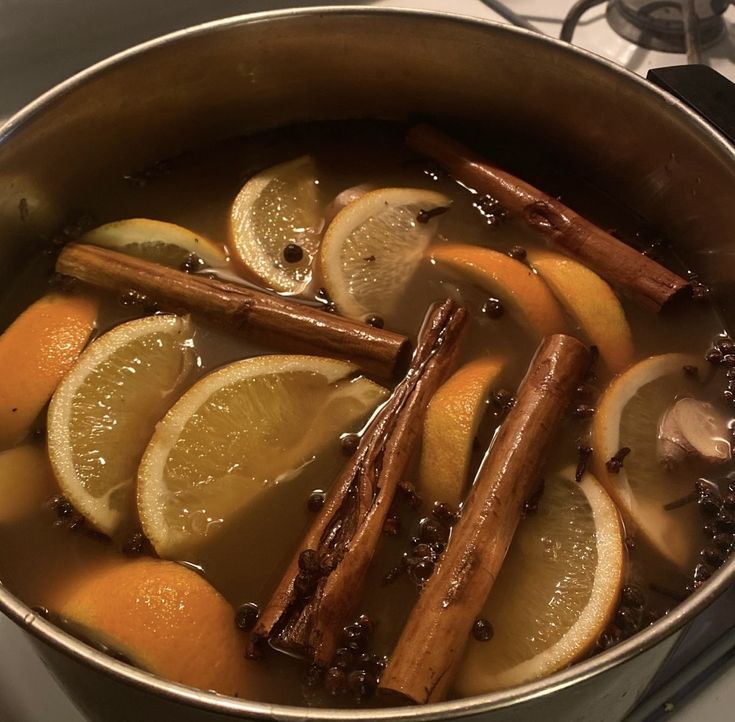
[249,299,467,666]
[407,124,689,312]
[379,334,589,704]
[55,243,409,378]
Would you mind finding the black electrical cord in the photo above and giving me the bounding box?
[560,0,608,42]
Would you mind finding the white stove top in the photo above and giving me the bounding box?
[1,1,734,721]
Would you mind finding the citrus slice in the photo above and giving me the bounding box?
[0,293,98,448]
[455,466,624,695]
[591,353,705,571]
[229,156,322,293]
[80,218,227,268]
[320,187,451,320]
[137,355,388,557]
[431,245,566,337]
[526,249,634,373]
[418,357,504,507]
[0,444,58,524]
[52,558,266,697]
[47,315,195,537]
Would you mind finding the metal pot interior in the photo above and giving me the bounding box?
[1,7,735,720]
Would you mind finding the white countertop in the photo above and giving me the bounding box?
[1,1,734,720]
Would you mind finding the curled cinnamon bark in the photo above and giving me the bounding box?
[407,123,689,312]
[249,299,467,666]
[55,243,410,379]
[379,334,590,704]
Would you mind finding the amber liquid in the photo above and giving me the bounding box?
[0,121,728,706]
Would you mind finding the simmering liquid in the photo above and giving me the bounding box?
[0,121,730,706]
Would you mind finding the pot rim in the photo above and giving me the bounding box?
[1,5,734,720]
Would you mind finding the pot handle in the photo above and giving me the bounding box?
[647,65,735,145]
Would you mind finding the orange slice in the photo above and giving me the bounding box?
[526,249,634,373]
[0,293,98,448]
[456,466,624,694]
[431,245,566,337]
[418,357,504,506]
[47,315,196,537]
[53,558,265,697]
[0,444,58,524]
[137,355,388,557]
[229,156,322,293]
[320,187,450,321]
[591,353,704,571]
[80,218,227,269]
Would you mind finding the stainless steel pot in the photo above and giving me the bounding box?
[1,7,734,722]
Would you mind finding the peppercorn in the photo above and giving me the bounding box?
[706,348,723,364]
[347,668,377,698]
[418,518,448,544]
[432,501,458,526]
[682,364,699,377]
[409,559,435,583]
[614,606,641,633]
[491,389,515,411]
[333,647,354,670]
[698,494,722,517]
[715,510,735,533]
[234,602,260,631]
[366,315,384,329]
[180,252,204,273]
[307,490,326,512]
[324,666,347,696]
[621,585,645,610]
[340,433,360,454]
[356,653,385,676]
[712,532,734,550]
[472,618,494,642]
[701,545,726,567]
[482,298,504,319]
[283,243,304,263]
[506,245,527,261]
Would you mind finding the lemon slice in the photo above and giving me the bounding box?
[419,357,504,506]
[431,245,566,337]
[137,355,388,557]
[47,315,196,537]
[591,353,705,571]
[229,156,322,293]
[525,249,634,373]
[455,467,624,695]
[320,187,451,320]
[80,218,227,268]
